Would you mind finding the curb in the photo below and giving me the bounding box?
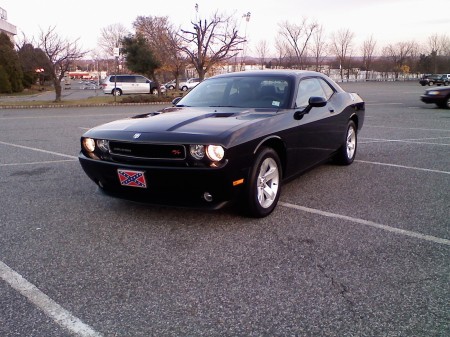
[0,102,172,109]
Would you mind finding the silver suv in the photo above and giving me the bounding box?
[101,74,158,96]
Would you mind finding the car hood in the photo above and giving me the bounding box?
[84,106,283,145]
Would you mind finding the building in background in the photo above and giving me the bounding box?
[0,7,17,40]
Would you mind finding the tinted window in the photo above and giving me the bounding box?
[135,76,149,83]
[319,79,335,99]
[296,78,327,108]
[178,76,292,108]
[109,75,135,83]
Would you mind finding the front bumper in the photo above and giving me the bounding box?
[420,95,443,104]
[79,153,247,209]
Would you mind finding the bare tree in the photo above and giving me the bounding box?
[38,26,87,102]
[278,19,318,69]
[428,34,440,73]
[255,40,269,69]
[178,11,246,80]
[427,33,450,72]
[362,35,377,80]
[330,28,355,81]
[311,24,327,72]
[97,23,129,58]
[440,35,450,56]
[134,16,187,86]
[273,39,289,69]
[382,41,417,79]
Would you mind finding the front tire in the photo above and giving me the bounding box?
[335,120,357,165]
[245,147,281,218]
[437,96,450,109]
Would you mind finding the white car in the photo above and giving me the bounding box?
[179,78,201,91]
[101,74,158,96]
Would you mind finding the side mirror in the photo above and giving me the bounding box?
[172,97,182,105]
[294,96,327,120]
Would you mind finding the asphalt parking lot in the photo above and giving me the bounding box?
[0,81,449,336]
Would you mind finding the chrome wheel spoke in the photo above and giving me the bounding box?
[256,157,279,208]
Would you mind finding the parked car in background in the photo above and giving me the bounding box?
[79,70,365,217]
[420,86,450,109]
[179,78,201,91]
[419,74,442,86]
[435,74,450,86]
[164,79,187,90]
[101,74,159,96]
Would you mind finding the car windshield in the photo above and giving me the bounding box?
[176,75,292,109]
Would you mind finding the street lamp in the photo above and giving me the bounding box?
[241,12,251,71]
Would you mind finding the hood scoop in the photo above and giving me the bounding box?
[166,112,239,131]
[213,112,237,118]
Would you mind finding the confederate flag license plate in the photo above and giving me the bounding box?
[117,169,147,188]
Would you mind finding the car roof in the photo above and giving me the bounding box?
[210,69,332,81]
[208,70,344,92]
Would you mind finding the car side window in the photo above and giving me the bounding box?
[135,76,148,83]
[295,78,326,108]
[318,79,335,100]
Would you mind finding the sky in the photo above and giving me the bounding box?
[2,0,449,58]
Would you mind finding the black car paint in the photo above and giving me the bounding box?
[79,70,365,211]
[420,86,450,109]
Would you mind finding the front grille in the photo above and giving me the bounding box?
[109,141,186,160]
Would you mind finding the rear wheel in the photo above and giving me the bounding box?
[151,88,158,95]
[112,88,122,96]
[245,147,281,218]
[335,121,357,165]
[428,81,434,86]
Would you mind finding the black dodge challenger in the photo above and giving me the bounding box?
[79,70,365,217]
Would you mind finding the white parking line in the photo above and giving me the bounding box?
[355,160,450,175]
[0,113,132,120]
[0,261,103,337]
[279,202,450,246]
[364,125,450,132]
[365,102,404,105]
[360,136,450,146]
[0,141,77,159]
[0,159,77,167]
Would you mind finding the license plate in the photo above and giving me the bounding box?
[117,169,147,188]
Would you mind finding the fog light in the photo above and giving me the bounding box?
[190,144,205,160]
[96,139,110,152]
[203,192,213,202]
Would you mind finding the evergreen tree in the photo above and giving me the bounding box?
[121,34,160,88]
[18,43,49,88]
[0,65,12,93]
[0,32,24,93]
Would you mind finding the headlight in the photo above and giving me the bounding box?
[82,138,95,152]
[96,139,110,152]
[190,144,205,160]
[206,145,225,161]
